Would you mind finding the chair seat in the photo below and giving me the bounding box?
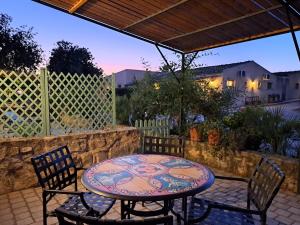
[59,192,115,217]
[188,198,256,225]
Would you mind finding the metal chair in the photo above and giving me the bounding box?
[188,156,285,225]
[31,146,115,225]
[56,206,173,225]
[141,135,185,158]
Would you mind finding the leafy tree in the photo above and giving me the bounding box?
[0,13,43,72]
[48,41,103,75]
[129,54,235,134]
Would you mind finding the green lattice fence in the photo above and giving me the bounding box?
[0,70,44,137]
[48,72,115,135]
[0,69,115,137]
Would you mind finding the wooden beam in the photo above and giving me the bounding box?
[161,4,283,43]
[184,25,300,53]
[69,0,88,14]
[122,0,190,30]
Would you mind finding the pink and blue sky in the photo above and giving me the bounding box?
[1,0,299,74]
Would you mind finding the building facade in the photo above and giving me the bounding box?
[194,61,282,106]
[112,61,300,105]
[273,71,300,101]
[114,69,160,88]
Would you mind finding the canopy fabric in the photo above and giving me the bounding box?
[34,0,300,53]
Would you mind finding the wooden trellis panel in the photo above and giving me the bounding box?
[48,72,115,135]
[0,69,115,137]
[0,70,44,137]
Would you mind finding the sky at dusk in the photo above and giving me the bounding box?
[1,0,299,75]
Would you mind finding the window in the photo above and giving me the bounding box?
[267,82,272,89]
[296,83,299,90]
[258,81,262,89]
[263,74,270,80]
[226,80,234,88]
[238,70,246,77]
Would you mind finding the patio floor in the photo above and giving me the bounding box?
[1,171,299,225]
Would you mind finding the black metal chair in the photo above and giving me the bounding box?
[31,146,116,225]
[188,156,285,225]
[141,135,185,158]
[56,206,173,225]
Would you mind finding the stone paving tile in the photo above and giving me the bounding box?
[0,172,299,225]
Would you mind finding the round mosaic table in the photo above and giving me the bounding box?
[82,154,214,201]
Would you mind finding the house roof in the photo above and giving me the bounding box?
[33,0,300,54]
[192,61,253,76]
[273,70,300,77]
[151,60,254,80]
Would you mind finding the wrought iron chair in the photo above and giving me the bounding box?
[31,146,116,225]
[141,135,185,158]
[188,156,285,225]
[56,207,173,225]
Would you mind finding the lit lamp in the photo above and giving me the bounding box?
[209,79,216,88]
[154,82,160,90]
[248,80,256,91]
[226,80,234,87]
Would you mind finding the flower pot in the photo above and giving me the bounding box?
[208,129,220,146]
[190,127,200,142]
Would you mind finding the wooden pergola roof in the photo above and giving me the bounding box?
[34,0,300,53]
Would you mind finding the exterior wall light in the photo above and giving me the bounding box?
[154,82,160,90]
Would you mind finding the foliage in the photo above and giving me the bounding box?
[116,95,131,125]
[0,13,43,72]
[129,53,235,135]
[223,106,300,154]
[48,41,103,75]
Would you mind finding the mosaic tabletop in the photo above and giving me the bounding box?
[82,154,214,201]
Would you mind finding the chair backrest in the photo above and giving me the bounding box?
[248,156,285,212]
[31,146,77,200]
[55,207,173,225]
[141,135,185,158]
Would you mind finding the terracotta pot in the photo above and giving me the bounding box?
[190,127,200,142]
[208,129,220,146]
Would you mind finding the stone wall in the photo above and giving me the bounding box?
[1,132,298,195]
[185,141,299,193]
[0,126,140,194]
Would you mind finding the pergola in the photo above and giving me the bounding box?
[33,0,299,56]
[33,0,300,131]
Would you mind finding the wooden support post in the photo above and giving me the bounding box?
[285,4,300,62]
[112,73,116,127]
[40,68,50,136]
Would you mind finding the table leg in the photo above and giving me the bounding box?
[163,200,169,216]
[182,197,188,225]
[121,200,126,220]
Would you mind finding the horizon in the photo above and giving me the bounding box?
[0,0,299,75]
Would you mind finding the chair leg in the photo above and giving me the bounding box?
[261,213,267,225]
[42,192,47,225]
[247,194,250,210]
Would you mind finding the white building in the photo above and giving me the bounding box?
[112,61,299,105]
[273,71,300,100]
[193,61,282,105]
[114,69,160,88]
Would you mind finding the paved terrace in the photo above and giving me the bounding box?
[1,171,299,225]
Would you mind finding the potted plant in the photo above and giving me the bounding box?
[204,120,223,146]
[189,123,205,142]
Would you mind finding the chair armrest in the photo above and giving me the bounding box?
[43,189,90,209]
[43,189,84,195]
[215,175,248,183]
